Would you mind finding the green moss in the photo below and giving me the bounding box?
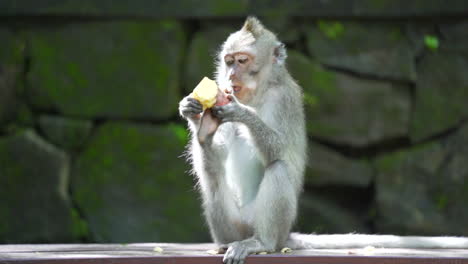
[389,28,403,42]
[303,93,318,107]
[28,21,185,119]
[375,150,408,173]
[424,35,439,51]
[410,53,468,141]
[306,122,341,137]
[307,21,416,82]
[375,142,437,173]
[365,0,388,9]
[310,65,337,94]
[0,29,24,66]
[159,20,177,30]
[168,123,189,144]
[66,62,88,89]
[436,194,448,210]
[317,20,344,40]
[70,208,89,238]
[72,122,206,242]
[308,65,339,114]
[213,0,248,14]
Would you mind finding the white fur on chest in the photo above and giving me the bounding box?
[223,124,264,208]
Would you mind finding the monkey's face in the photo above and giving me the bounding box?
[222,52,258,102]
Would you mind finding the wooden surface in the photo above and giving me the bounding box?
[1,243,468,264]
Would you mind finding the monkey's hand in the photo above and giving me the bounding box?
[211,95,249,123]
[179,96,203,120]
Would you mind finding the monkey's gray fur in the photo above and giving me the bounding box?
[179,16,468,264]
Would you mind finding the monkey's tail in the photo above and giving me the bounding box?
[285,232,468,249]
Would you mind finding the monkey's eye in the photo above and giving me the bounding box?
[225,57,234,66]
[238,58,249,64]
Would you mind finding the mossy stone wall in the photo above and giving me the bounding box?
[1,1,468,243]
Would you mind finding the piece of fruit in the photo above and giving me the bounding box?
[192,77,218,110]
[153,246,164,253]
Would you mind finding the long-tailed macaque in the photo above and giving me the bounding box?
[179,17,468,264]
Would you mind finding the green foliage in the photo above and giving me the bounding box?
[317,20,344,40]
[424,35,439,51]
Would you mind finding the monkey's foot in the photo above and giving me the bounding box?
[223,239,268,264]
[217,244,228,254]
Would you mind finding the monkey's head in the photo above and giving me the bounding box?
[216,16,287,104]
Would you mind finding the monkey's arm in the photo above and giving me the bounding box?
[180,95,227,191]
[195,135,227,191]
[212,95,283,164]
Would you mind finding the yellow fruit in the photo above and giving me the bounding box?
[192,77,218,110]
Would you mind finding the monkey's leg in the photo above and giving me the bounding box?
[204,188,245,245]
[223,160,297,264]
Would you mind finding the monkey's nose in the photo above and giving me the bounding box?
[229,70,236,80]
[224,88,232,94]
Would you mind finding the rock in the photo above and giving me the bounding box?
[287,51,411,147]
[0,28,24,126]
[0,130,75,242]
[439,22,468,54]
[439,21,468,41]
[184,25,236,93]
[306,22,416,82]
[305,141,372,187]
[0,0,249,17]
[405,24,438,57]
[296,192,370,234]
[72,122,208,243]
[1,103,35,136]
[249,0,468,18]
[27,21,185,119]
[38,115,93,151]
[410,52,468,142]
[375,124,468,235]
[0,28,23,66]
[256,15,301,44]
[0,67,18,126]
[1,1,467,18]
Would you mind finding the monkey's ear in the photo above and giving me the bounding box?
[274,42,287,66]
[242,16,264,38]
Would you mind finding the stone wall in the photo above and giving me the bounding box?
[1,1,468,243]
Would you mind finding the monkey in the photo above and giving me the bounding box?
[179,17,468,264]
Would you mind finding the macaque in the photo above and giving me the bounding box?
[179,17,468,264]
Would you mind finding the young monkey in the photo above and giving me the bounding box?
[179,17,468,264]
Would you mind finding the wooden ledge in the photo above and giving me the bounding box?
[1,243,468,264]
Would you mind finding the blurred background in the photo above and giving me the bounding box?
[1,1,468,244]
